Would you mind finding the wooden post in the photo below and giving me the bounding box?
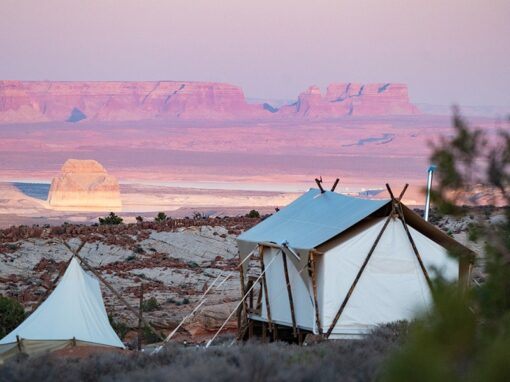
[65,245,165,341]
[396,204,433,290]
[282,250,298,338]
[258,245,273,332]
[325,213,394,338]
[315,178,325,193]
[16,335,22,353]
[137,283,143,351]
[309,251,323,336]
[331,178,340,192]
[238,252,249,337]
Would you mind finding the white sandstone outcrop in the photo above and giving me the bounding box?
[47,159,122,211]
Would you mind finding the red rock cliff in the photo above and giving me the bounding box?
[0,81,419,123]
[279,83,420,117]
[0,81,264,123]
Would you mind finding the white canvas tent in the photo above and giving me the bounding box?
[237,188,473,340]
[0,257,124,363]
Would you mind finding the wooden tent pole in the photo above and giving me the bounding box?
[331,178,340,192]
[282,250,298,338]
[309,251,323,336]
[396,204,433,290]
[238,250,249,338]
[325,212,394,338]
[31,241,86,312]
[63,242,165,341]
[258,245,273,332]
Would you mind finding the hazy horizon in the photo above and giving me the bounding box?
[1,0,509,107]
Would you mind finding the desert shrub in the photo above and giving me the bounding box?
[99,212,123,225]
[142,324,160,344]
[154,212,167,222]
[245,209,260,218]
[0,296,25,338]
[135,216,144,223]
[108,314,129,340]
[0,323,406,382]
[141,297,160,312]
[382,113,510,381]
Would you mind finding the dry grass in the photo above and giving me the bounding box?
[0,323,406,382]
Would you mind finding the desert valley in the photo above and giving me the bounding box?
[0,80,504,227]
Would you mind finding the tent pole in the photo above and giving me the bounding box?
[309,251,323,336]
[16,335,22,353]
[238,249,249,339]
[63,242,165,341]
[325,212,394,338]
[31,241,86,312]
[396,204,433,290]
[258,245,273,332]
[282,250,298,338]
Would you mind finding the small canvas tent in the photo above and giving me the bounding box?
[237,188,473,340]
[0,258,124,363]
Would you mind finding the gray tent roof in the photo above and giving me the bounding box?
[238,189,390,250]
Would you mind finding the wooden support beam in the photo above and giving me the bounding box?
[331,178,340,192]
[282,251,298,338]
[258,245,273,332]
[66,244,165,341]
[315,178,325,193]
[325,213,394,338]
[396,204,433,290]
[238,254,249,337]
[309,251,323,336]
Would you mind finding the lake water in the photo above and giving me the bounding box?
[13,182,51,200]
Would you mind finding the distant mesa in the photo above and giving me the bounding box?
[0,80,419,123]
[278,83,420,117]
[47,159,122,211]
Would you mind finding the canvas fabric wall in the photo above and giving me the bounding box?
[0,258,124,363]
[317,217,458,338]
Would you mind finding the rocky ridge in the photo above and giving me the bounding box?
[0,81,419,123]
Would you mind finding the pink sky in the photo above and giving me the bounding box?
[1,0,509,106]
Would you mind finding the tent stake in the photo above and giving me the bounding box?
[309,251,323,336]
[282,250,298,338]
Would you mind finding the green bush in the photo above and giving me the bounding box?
[108,314,129,340]
[154,212,167,222]
[141,297,160,312]
[99,212,123,225]
[246,209,260,218]
[382,113,510,382]
[0,296,25,338]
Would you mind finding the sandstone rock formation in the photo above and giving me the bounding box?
[278,83,420,117]
[0,80,419,123]
[47,159,122,211]
[0,81,264,123]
